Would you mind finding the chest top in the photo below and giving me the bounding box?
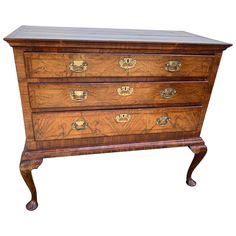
[4,25,231,50]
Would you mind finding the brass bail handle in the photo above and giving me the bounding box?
[156,116,171,126]
[70,90,88,101]
[69,60,88,72]
[71,119,88,131]
[160,88,176,99]
[165,61,182,72]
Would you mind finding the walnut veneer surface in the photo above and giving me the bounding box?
[4,26,231,210]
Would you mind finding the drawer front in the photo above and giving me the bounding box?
[29,82,207,109]
[32,107,202,141]
[25,53,213,78]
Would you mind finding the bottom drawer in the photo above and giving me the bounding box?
[32,107,202,141]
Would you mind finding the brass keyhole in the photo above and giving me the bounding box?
[115,113,131,123]
[117,86,134,96]
[119,57,136,69]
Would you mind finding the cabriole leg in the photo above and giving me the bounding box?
[20,154,43,211]
[186,144,207,187]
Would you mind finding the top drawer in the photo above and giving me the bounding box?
[24,53,213,79]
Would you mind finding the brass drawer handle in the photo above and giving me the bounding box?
[69,60,88,72]
[165,61,182,72]
[70,90,88,101]
[117,86,134,96]
[156,116,170,126]
[71,119,88,131]
[119,57,136,69]
[115,114,131,123]
[160,88,176,99]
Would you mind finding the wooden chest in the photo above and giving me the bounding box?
[4,26,231,210]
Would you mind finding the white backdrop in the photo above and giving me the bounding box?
[0,0,235,235]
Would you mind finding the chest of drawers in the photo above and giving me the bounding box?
[4,26,231,210]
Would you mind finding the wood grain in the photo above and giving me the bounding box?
[34,131,200,150]
[32,107,202,141]
[197,52,223,132]
[13,48,37,149]
[5,26,231,47]
[29,81,207,109]
[187,144,207,186]
[22,137,205,160]
[25,53,214,78]
[20,147,43,210]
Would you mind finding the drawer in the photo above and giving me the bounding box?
[25,53,213,78]
[32,107,202,141]
[29,82,207,109]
